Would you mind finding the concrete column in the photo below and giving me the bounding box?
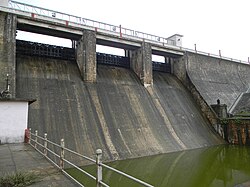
[124,49,131,58]
[164,56,169,64]
[76,30,96,82]
[130,42,152,87]
[0,12,17,97]
[170,58,174,74]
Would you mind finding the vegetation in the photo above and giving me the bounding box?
[235,117,243,125]
[236,111,250,116]
[0,171,39,187]
[220,118,229,125]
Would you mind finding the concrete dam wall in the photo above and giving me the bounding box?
[184,52,250,110]
[16,55,222,161]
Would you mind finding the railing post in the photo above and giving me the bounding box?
[28,128,31,144]
[60,139,65,170]
[119,24,122,38]
[96,149,103,187]
[44,133,47,156]
[35,130,38,148]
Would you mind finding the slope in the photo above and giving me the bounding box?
[186,52,250,108]
[16,55,223,162]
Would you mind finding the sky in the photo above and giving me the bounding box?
[13,0,250,62]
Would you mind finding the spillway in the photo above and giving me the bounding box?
[16,55,223,161]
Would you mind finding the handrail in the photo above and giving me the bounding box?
[183,47,249,65]
[27,129,154,187]
[7,0,174,47]
[1,1,249,64]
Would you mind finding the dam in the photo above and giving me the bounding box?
[1,0,250,165]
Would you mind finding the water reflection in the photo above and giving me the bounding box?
[68,145,250,187]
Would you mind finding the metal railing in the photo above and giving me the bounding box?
[27,129,154,187]
[0,1,248,64]
[7,1,175,46]
[183,47,249,65]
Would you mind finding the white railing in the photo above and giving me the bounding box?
[27,129,154,187]
[7,0,174,47]
[184,47,249,65]
[0,1,249,64]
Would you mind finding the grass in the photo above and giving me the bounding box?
[0,171,39,187]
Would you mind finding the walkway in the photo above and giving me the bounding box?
[0,143,78,187]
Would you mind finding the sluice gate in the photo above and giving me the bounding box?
[16,40,171,72]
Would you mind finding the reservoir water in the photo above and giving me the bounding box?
[67,145,250,187]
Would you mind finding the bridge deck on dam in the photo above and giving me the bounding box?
[16,55,223,162]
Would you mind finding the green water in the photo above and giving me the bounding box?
[67,145,250,187]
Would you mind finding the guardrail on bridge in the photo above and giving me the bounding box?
[8,0,176,47]
[1,1,249,64]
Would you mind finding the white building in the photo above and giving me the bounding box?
[0,99,35,144]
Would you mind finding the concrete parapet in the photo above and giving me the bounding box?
[76,30,96,82]
[0,12,16,97]
[131,41,152,86]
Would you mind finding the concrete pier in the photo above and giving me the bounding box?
[76,30,96,82]
[131,41,152,86]
[0,12,16,97]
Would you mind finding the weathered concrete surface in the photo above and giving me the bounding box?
[0,143,77,186]
[152,72,222,148]
[0,12,16,97]
[16,55,223,162]
[232,93,250,114]
[131,42,152,86]
[76,30,96,82]
[183,52,250,109]
[174,56,219,128]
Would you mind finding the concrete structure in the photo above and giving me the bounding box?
[0,12,16,97]
[211,103,228,119]
[174,52,250,139]
[179,52,250,109]
[1,1,250,163]
[16,55,223,162]
[76,30,96,82]
[230,93,250,115]
[0,99,34,144]
[167,34,183,47]
[131,41,152,86]
[0,1,184,87]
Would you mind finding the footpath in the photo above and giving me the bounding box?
[0,143,78,187]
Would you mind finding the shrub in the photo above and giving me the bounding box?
[0,171,39,187]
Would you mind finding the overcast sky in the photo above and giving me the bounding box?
[14,0,249,62]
